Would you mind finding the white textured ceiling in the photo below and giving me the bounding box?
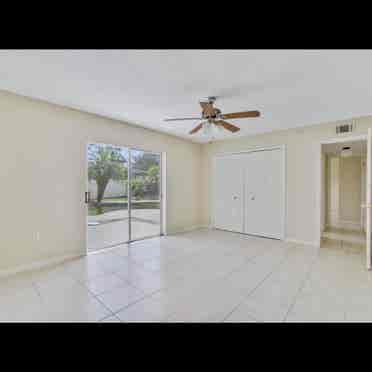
[1,50,372,143]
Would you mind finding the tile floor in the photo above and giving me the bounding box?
[322,226,365,245]
[0,229,371,322]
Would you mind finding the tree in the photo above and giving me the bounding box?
[131,152,160,200]
[145,165,160,184]
[88,145,128,206]
[132,152,159,173]
[131,178,145,199]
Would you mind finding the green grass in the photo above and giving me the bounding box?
[88,201,159,216]
[102,197,128,202]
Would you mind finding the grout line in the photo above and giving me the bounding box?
[110,246,274,322]
[109,291,157,318]
[5,230,353,323]
[94,275,162,318]
[221,249,292,322]
[282,254,318,322]
[100,313,121,322]
[76,279,117,318]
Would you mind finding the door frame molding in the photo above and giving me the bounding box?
[212,144,287,240]
[317,134,368,249]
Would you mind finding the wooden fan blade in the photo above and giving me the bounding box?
[189,123,203,135]
[200,101,215,116]
[216,120,240,133]
[222,110,260,119]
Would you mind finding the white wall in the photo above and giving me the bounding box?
[201,116,372,246]
[0,90,203,272]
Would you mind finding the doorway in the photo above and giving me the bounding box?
[320,138,367,257]
[86,143,163,253]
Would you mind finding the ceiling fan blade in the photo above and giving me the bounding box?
[222,110,260,120]
[216,120,240,133]
[189,123,203,135]
[200,101,215,116]
[164,117,202,122]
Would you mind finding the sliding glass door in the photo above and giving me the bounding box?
[86,143,162,253]
[86,144,129,252]
[130,150,162,241]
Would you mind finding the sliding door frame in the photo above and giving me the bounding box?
[85,142,165,255]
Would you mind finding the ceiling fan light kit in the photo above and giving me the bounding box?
[201,121,224,138]
[163,96,261,139]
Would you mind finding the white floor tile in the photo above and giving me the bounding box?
[44,295,112,322]
[115,295,171,322]
[80,273,127,295]
[1,229,371,322]
[97,283,147,313]
[101,314,121,322]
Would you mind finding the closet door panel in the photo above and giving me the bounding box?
[244,149,284,239]
[213,155,244,233]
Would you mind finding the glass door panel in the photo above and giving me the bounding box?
[87,144,129,252]
[130,149,161,241]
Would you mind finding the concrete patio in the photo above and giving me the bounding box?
[87,208,161,252]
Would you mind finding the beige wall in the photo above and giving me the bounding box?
[326,156,340,228]
[361,158,367,231]
[339,156,362,226]
[325,155,364,230]
[320,151,327,232]
[0,90,203,272]
[201,116,372,245]
[3,86,372,273]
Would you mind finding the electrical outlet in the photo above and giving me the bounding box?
[35,232,40,241]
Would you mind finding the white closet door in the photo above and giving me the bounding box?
[213,155,244,233]
[244,149,284,239]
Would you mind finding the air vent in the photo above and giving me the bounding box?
[336,123,353,134]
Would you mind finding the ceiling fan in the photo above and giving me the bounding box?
[164,96,260,135]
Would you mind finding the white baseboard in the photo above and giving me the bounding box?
[285,238,320,248]
[167,225,209,235]
[0,252,84,279]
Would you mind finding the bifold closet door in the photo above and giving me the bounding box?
[244,149,284,239]
[213,155,244,233]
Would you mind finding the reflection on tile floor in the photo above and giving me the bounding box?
[0,229,371,322]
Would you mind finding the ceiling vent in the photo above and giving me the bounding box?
[336,123,353,134]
